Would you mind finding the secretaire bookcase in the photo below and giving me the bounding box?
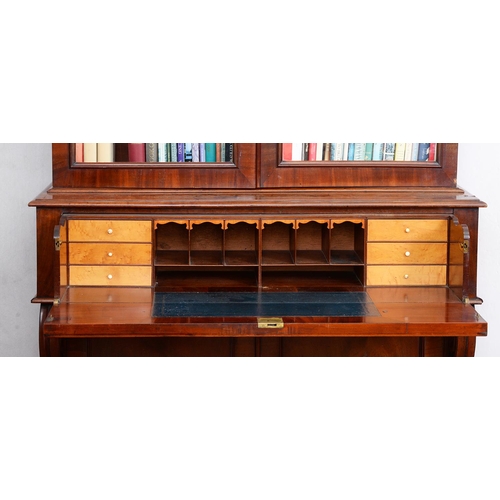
[30,143,487,356]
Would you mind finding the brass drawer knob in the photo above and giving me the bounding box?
[107,274,113,280]
[405,251,411,257]
[405,227,410,233]
[404,274,409,279]
[108,252,113,257]
[107,228,113,234]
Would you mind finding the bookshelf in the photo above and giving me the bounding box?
[30,143,487,357]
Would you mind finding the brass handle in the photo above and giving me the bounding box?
[405,227,410,233]
[108,252,113,257]
[107,274,113,280]
[107,228,113,234]
[404,274,409,279]
[405,251,410,257]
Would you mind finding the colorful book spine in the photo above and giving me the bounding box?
[418,143,430,161]
[83,143,97,162]
[75,143,84,162]
[184,143,193,162]
[364,143,373,161]
[291,143,302,160]
[383,143,395,161]
[394,143,405,161]
[128,143,145,162]
[176,143,184,162]
[353,143,366,160]
[404,143,413,161]
[372,143,384,161]
[146,143,158,162]
[323,143,331,160]
[282,143,292,161]
[411,143,419,161]
[342,143,349,160]
[170,143,177,162]
[192,143,200,162]
[216,143,222,162]
[205,143,216,162]
[199,143,206,162]
[302,143,309,161]
[329,143,336,160]
[334,143,345,160]
[158,143,168,162]
[226,143,233,162]
[308,143,317,161]
[428,143,437,161]
[347,143,355,161]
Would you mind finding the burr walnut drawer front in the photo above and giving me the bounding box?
[69,266,152,287]
[366,243,447,265]
[68,243,152,265]
[367,219,447,242]
[68,220,152,242]
[366,265,447,286]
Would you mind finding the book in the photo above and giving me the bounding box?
[75,143,83,162]
[364,143,373,161]
[192,143,200,162]
[428,143,437,162]
[291,143,302,160]
[83,143,97,162]
[383,143,395,161]
[97,143,114,162]
[128,143,145,162]
[177,143,185,162]
[216,143,221,162]
[146,143,158,162]
[302,143,309,161]
[282,143,292,161]
[394,143,405,161]
[205,143,216,162]
[342,143,349,160]
[323,143,331,160]
[170,143,177,162]
[308,143,317,161]
[347,143,355,161]
[404,143,413,161]
[372,143,384,161]
[353,143,366,160]
[184,143,193,162]
[226,143,233,162]
[411,143,419,161]
[158,143,168,162]
[199,143,206,162]
[334,143,345,161]
[418,143,430,161]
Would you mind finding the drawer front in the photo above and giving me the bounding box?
[367,265,447,286]
[69,243,152,265]
[69,266,152,287]
[68,220,152,242]
[367,243,447,265]
[368,219,447,242]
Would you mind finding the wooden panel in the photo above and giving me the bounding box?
[69,243,152,265]
[69,266,152,286]
[367,243,447,264]
[68,220,151,242]
[367,219,447,241]
[367,265,447,286]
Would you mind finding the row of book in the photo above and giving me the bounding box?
[282,143,437,162]
[76,143,234,163]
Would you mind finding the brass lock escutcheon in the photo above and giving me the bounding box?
[258,317,284,329]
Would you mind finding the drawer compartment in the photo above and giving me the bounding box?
[368,219,447,241]
[69,243,152,265]
[367,243,447,265]
[367,265,447,286]
[69,266,152,286]
[68,220,152,242]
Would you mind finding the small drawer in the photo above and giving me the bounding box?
[69,266,152,286]
[368,219,447,242]
[367,265,447,286]
[68,243,152,265]
[366,243,447,265]
[68,220,151,242]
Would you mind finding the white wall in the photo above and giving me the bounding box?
[0,143,497,356]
